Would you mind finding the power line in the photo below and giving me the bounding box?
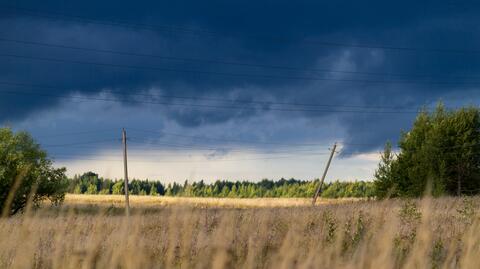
[38,134,479,163]
[3,5,480,54]
[113,92,417,110]
[34,129,480,153]
[0,81,430,112]
[42,144,122,150]
[41,142,329,152]
[2,37,480,80]
[47,142,480,159]
[2,53,480,86]
[43,138,119,147]
[0,84,424,115]
[127,139,330,152]
[127,127,334,147]
[34,128,118,138]
[47,148,333,159]
[345,141,480,153]
[51,152,331,164]
[45,144,331,155]
[43,131,334,153]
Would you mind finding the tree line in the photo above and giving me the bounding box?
[68,172,375,198]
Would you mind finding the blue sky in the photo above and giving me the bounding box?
[1,0,480,182]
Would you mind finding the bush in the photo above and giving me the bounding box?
[0,127,68,215]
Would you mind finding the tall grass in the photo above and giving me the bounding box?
[0,196,478,268]
[64,194,361,208]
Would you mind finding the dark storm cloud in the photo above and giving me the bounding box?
[2,0,480,153]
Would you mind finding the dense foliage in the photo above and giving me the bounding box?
[375,104,480,198]
[0,128,68,215]
[68,172,375,198]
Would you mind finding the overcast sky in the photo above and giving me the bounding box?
[1,0,480,182]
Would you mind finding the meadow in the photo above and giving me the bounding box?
[0,195,479,268]
[64,194,361,208]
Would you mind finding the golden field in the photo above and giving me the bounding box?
[64,194,361,208]
[0,195,479,268]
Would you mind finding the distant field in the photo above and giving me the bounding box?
[1,196,479,268]
[64,194,362,208]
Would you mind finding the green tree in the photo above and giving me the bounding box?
[374,142,399,198]
[374,104,480,197]
[0,128,68,215]
[212,185,220,196]
[220,186,230,197]
[130,180,141,195]
[73,184,82,194]
[86,183,98,194]
[112,181,124,195]
[150,183,158,196]
[229,185,238,198]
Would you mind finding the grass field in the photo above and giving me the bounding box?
[64,194,362,208]
[1,195,479,268]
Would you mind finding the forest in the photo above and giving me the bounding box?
[67,171,375,198]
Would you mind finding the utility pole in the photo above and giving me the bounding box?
[312,142,337,205]
[122,128,130,217]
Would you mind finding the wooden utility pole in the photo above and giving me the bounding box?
[312,142,337,205]
[122,128,130,217]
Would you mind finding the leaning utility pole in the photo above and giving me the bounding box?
[312,142,337,205]
[122,128,130,217]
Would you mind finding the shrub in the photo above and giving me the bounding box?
[0,127,67,215]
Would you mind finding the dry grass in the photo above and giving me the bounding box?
[1,195,480,268]
[64,194,361,208]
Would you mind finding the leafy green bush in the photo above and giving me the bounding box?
[0,127,67,215]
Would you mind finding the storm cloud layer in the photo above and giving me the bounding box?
[2,0,480,158]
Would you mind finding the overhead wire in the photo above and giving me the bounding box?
[2,53,480,86]
[33,128,118,138]
[42,138,119,147]
[0,84,425,115]
[3,5,480,54]
[46,148,333,158]
[0,81,431,112]
[127,139,330,152]
[51,153,332,164]
[127,127,334,147]
[2,37,480,81]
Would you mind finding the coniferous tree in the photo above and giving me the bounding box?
[374,104,480,197]
[150,183,158,196]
